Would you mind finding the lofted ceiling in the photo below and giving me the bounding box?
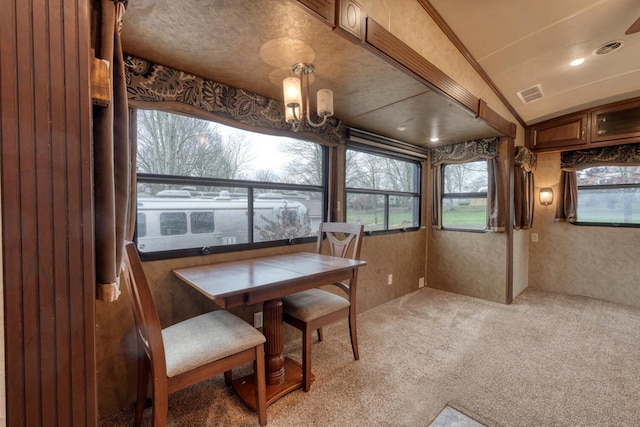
[428,0,640,125]
[121,0,640,148]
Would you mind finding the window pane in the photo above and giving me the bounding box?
[389,195,420,229]
[442,198,487,230]
[345,150,418,192]
[136,110,322,185]
[443,161,488,193]
[346,193,386,232]
[442,161,488,230]
[137,187,249,253]
[576,166,640,225]
[577,188,640,224]
[253,191,318,241]
[577,166,640,185]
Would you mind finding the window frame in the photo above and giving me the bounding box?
[344,145,422,235]
[440,160,489,232]
[133,110,330,260]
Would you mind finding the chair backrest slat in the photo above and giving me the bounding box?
[123,241,167,372]
[316,222,364,260]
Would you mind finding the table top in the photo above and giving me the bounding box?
[172,252,366,306]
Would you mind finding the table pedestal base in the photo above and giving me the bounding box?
[233,357,315,409]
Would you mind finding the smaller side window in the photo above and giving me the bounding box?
[576,166,640,226]
[137,213,147,238]
[442,161,488,230]
[190,211,215,234]
[160,212,187,235]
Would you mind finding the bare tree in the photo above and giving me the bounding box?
[280,140,324,186]
[252,169,281,183]
[136,110,254,179]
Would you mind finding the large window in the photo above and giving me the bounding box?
[441,161,488,230]
[135,110,326,257]
[345,148,421,232]
[576,166,640,226]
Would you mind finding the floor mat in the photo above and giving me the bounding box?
[429,406,486,427]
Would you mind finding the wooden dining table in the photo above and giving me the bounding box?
[172,251,367,408]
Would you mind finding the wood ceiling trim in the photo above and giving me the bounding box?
[418,0,527,129]
[365,18,479,116]
[478,100,517,139]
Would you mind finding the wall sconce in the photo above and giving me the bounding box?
[539,187,554,206]
[283,63,333,131]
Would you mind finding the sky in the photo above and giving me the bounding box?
[215,121,293,174]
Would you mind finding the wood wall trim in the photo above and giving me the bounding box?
[417,0,527,129]
[0,0,97,425]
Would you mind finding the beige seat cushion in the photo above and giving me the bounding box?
[162,310,265,378]
[282,288,350,322]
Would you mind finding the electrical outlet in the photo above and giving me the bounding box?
[419,277,425,288]
[531,233,539,242]
[387,274,393,285]
[253,312,263,328]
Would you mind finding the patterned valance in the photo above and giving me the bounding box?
[430,137,499,166]
[514,146,537,172]
[560,143,640,171]
[124,55,344,145]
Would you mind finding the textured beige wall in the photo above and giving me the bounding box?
[529,153,640,305]
[428,229,506,303]
[512,230,529,298]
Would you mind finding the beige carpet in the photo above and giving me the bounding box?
[99,288,640,426]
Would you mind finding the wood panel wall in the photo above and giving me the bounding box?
[0,0,97,425]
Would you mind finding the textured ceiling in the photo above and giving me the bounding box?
[121,0,501,148]
[428,0,640,124]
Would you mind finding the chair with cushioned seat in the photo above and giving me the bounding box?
[282,222,364,391]
[122,241,267,426]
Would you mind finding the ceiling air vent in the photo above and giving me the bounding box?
[593,40,624,56]
[517,84,543,104]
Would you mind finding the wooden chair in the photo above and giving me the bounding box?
[121,241,267,426]
[281,222,364,391]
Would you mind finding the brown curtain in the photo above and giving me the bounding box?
[554,171,577,222]
[513,168,534,229]
[513,146,536,230]
[431,164,442,229]
[487,157,505,232]
[94,0,135,302]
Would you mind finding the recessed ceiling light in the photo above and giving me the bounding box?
[397,125,407,131]
[430,137,439,142]
[570,58,584,67]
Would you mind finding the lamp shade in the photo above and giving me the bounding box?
[283,77,302,109]
[316,88,333,117]
[539,187,553,206]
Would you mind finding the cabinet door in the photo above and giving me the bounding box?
[591,99,640,143]
[529,113,588,151]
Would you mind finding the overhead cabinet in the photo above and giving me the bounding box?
[527,97,640,152]
[528,113,588,151]
[590,99,640,143]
